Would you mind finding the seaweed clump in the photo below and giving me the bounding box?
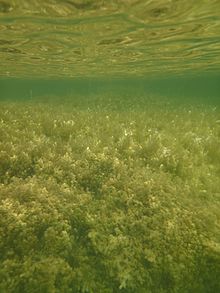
[0,96,219,292]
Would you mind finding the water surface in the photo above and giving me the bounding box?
[0,0,220,78]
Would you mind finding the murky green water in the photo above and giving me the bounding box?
[0,1,220,293]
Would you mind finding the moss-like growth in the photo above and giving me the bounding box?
[0,95,219,292]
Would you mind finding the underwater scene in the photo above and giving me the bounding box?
[0,1,220,293]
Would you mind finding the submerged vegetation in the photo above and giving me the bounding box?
[0,95,220,292]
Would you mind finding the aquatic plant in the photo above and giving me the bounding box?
[0,96,219,292]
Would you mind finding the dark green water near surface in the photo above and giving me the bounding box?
[1,72,220,104]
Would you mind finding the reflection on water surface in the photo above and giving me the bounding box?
[0,0,220,78]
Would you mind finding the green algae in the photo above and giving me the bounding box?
[0,95,219,292]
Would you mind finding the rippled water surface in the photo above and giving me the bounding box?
[0,0,220,78]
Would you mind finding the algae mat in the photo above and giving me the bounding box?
[0,96,219,292]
